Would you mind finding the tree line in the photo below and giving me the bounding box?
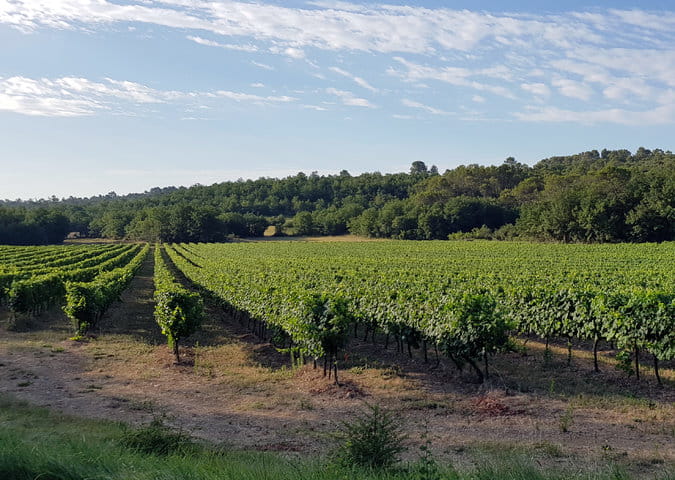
[1,147,673,244]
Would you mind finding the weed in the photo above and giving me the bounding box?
[120,416,198,456]
[411,423,447,480]
[335,403,407,470]
[559,404,574,433]
[533,442,564,457]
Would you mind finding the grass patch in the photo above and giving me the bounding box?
[0,394,669,480]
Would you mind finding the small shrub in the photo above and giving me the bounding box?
[336,403,406,470]
[559,404,574,433]
[120,417,198,456]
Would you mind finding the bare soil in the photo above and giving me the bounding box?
[0,254,673,477]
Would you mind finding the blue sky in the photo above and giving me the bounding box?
[1,1,675,200]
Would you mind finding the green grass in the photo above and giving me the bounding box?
[0,394,670,480]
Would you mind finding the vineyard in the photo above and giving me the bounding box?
[1,240,673,385]
[1,239,674,477]
[0,243,149,333]
[163,240,674,385]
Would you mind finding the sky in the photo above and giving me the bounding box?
[1,1,675,200]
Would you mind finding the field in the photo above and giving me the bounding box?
[0,240,673,479]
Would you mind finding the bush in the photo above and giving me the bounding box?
[336,403,406,470]
[120,417,198,456]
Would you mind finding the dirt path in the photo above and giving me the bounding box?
[0,255,673,477]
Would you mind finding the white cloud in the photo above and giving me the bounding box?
[215,90,296,104]
[515,105,675,126]
[326,88,375,108]
[0,92,98,117]
[552,78,593,101]
[0,76,177,116]
[251,61,274,70]
[329,67,378,92]
[602,78,652,102]
[283,47,305,59]
[472,95,485,103]
[250,82,265,88]
[269,46,306,59]
[569,47,675,88]
[521,82,550,98]
[0,1,622,55]
[2,3,675,125]
[0,75,296,117]
[608,9,675,32]
[401,98,450,115]
[187,35,258,52]
[391,57,515,99]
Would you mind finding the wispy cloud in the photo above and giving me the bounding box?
[515,105,675,126]
[272,47,305,59]
[251,61,274,71]
[2,2,675,125]
[326,88,375,108]
[214,90,296,104]
[401,98,450,115]
[187,35,258,52]
[0,1,637,55]
[390,57,515,99]
[329,67,378,92]
[521,83,550,98]
[552,78,594,101]
[0,76,296,117]
[0,76,176,116]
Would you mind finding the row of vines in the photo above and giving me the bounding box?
[166,241,674,384]
[0,243,149,335]
[153,244,203,362]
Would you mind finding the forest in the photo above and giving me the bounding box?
[1,147,673,245]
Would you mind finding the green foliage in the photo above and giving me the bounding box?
[0,393,665,480]
[439,293,512,381]
[0,207,69,245]
[153,245,204,362]
[120,417,198,456]
[336,403,407,470]
[305,294,352,357]
[63,244,149,334]
[614,350,634,377]
[559,404,575,433]
[5,244,140,315]
[2,147,675,244]
[163,240,673,385]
